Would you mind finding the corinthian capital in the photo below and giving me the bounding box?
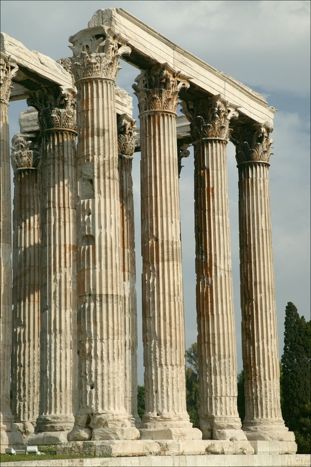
[183,95,238,141]
[70,27,131,81]
[232,121,273,165]
[0,53,18,104]
[133,64,189,114]
[11,134,39,170]
[117,114,136,158]
[57,57,73,75]
[27,87,77,132]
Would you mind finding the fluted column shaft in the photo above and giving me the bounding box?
[77,79,124,416]
[11,135,40,436]
[28,88,77,443]
[118,115,138,423]
[184,96,245,440]
[0,53,22,452]
[134,64,201,440]
[141,111,186,416]
[69,31,139,441]
[235,122,295,443]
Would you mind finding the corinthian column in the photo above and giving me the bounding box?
[183,96,245,440]
[11,134,40,438]
[233,121,295,447]
[133,64,201,440]
[69,28,139,441]
[117,114,139,424]
[28,88,77,444]
[0,53,23,452]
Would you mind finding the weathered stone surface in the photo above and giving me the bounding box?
[2,454,310,467]
[39,439,254,457]
[1,8,298,461]
[183,95,246,442]
[134,64,201,441]
[11,134,40,437]
[0,32,74,101]
[118,114,139,424]
[250,440,297,455]
[233,122,296,446]
[88,8,274,125]
[0,52,24,453]
[28,87,78,443]
[68,28,139,441]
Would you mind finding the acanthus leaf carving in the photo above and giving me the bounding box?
[232,121,273,165]
[117,114,136,158]
[183,95,238,141]
[27,87,77,132]
[11,134,39,170]
[57,57,73,75]
[0,52,18,104]
[133,63,190,114]
[70,27,131,81]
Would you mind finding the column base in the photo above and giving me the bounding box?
[200,415,247,441]
[140,415,202,440]
[35,414,74,433]
[14,421,35,439]
[28,430,70,445]
[68,413,140,441]
[0,420,24,453]
[28,414,74,444]
[243,419,296,442]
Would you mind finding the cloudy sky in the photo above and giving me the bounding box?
[2,1,310,381]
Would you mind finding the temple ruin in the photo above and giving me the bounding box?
[0,7,305,466]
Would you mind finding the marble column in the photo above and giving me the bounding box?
[134,64,201,440]
[183,96,246,440]
[11,134,40,438]
[28,88,77,444]
[233,121,295,445]
[69,29,139,441]
[0,52,23,452]
[117,114,139,424]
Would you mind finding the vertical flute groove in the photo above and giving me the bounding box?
[234,120,295,443]
[134,65,201,440]
[194,138,243,439]
[70,45,139,439]
[37,127,77,433]
[11,165,40,430]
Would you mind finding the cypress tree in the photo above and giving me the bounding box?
[281,301,311,453]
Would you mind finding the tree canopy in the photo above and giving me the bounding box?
[281,301,311,453]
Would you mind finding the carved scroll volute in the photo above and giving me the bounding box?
[133,63,190,114]
[27,87,77,132]
[232,121,273,165]
[117,114,136,159]
[11,134,39,171]
[183,94,239,141]
[0,52,18,105]
[70,27,131,81]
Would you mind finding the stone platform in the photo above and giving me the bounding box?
[2,454,310,467]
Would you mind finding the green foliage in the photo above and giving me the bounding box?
[281,301,311,454]
[137,385,145,420]
[185,342,199,427]
[0,452,95,463]
[185,342,199,374]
